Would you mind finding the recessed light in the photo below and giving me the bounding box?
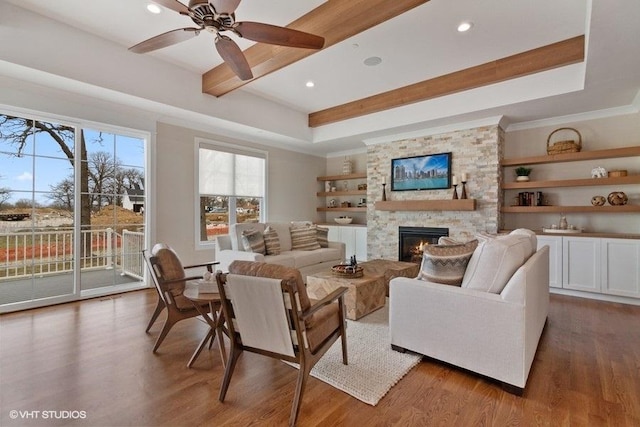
[363,56,382,66]
[457,21,473,32]
[147,3,162,14]
[305,81,315,88]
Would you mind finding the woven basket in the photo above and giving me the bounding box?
[547,127,582,155]
[331,265,363,278]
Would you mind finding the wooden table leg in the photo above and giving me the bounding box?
[187,302,227,369]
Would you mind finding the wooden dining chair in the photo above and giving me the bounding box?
[215,261,348,426]
[143,243,219,352]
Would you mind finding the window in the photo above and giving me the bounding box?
[197,140,266,244]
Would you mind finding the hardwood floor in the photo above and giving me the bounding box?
[1,289,639,426]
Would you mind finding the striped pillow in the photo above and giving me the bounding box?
[241,229,265,254]
[417,239,478,286]
[290,225,321,251]
[263,226,281,255]
[316,226,329,248]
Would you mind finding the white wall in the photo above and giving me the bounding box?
[504,112,640,233]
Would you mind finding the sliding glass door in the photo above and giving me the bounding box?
[0,113,148,312]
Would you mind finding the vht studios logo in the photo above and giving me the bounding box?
[9,410,87,420]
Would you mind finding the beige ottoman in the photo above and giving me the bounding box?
[306,271,385,320]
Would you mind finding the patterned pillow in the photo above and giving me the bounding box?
[263,226,281,255]
[316,226,329,248]
[417,239,478,286]
[290,225,321,251]
[241,229,265,254]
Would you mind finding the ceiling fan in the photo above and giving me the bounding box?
[129,0,325,81]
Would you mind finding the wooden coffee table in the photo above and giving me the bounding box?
[306,271,385,320]
[359,259,420,296]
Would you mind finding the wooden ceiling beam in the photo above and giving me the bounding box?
[308,35,585,128]
[201,0,430,97]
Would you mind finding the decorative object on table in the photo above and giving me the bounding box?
[547,127,582,154]
[591,167,607,178]
[451,175,458,199]
[515,166,532,182]
[607,170,628,178]
[460,172,468,199]
[591,195,606,206]
[331,264,363,278]
[607,191,628,206]
[334,216,353,224]
[342,156,353,175]
[390,152,452,191]
[357,183,368,191]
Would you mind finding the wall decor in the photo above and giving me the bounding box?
[390,152,452,191]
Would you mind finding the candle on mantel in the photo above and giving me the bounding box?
[452,175,457,185]
[461,172,468,182]
[382,176,386,184]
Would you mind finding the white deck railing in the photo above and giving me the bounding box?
[0,227,145,280]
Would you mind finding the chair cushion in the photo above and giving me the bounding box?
[228,261,311,312]
[151,244,192,309]
[290,225,321,251]
[305,300,340,353]
[242,229,266,254]
[461,233,531,293]
[263,226,281,255]
[417,239,478,285]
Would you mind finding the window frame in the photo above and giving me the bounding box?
[195,138,268,249]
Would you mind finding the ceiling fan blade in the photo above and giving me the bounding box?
[129,28,199,53]
[215,35,253,81]
[234,22,324,49]
[210,0,241,15]
[151,0,191,14]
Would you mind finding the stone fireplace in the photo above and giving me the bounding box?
[398,226,449,263]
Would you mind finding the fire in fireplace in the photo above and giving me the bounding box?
[399,226,449,263]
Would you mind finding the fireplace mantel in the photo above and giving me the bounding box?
[375,199,476,211]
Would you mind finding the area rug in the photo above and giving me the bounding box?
[287,303,422,405]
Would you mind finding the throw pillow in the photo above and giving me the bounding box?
[263,226,281,255]
[316,226,329,248]
[417,239,478,286]
[241,229,265,255]
[290,225,321,251]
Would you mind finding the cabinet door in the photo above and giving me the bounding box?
[537,236,562,289]
[326,225,340,242]
[563,237,601,293]
[340,227,357,261]
[601,238,640,298]
[354,227,368,261]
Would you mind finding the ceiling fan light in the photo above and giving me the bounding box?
[146,3,162,14]
[457,21,473,32]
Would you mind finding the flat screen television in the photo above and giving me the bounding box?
[391,152,452,191]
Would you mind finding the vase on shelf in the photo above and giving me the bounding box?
[516,176,530,182]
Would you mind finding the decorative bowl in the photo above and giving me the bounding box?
[334,216,353,224]
[607,191,628,206]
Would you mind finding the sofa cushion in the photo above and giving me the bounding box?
[230,223,265,251]
[266,222,292,251]
[242,229,266,254]
[289,250,326,269]
[316,226,329,248]
[417,239,478,285]
[263,226,281,255]
[290,225,321,251]
[462,233,532,293]
[263,253,296,268]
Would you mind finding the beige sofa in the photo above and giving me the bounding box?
[214,222,345,276]
[389,229,549,393]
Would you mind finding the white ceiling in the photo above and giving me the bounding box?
[1,0,640,156]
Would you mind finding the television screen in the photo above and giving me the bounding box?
[391,152,452,191]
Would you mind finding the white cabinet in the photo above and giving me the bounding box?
[326,225,367,262]
[562,237,601,293]
[537,235,640,301]
[536,236,562,288]
[601,238,640,298]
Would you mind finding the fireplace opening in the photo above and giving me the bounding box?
[399,226,449,263]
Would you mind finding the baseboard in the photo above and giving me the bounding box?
[550,288,640,306]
